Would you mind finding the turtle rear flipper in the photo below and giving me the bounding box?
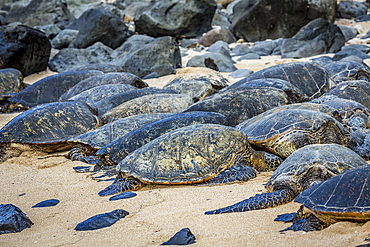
[98,176,144,196]
[204,189,295,215]
[203,163,257,185]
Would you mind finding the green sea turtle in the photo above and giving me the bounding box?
[228,78,309,103]
[0,101,101,163]
[98,124,281,196]
[101,93,193,123]
[0,68,25,112]
[6,70,103,108]
[322,61,370,83]
[280,164,370,231]
[236,109,355,159]
[67,84,136,105]
[225,62,332,100]
[322,80,370,109]
[95,111,229,165]
[183,87,290,126]
[59,72,147,102]
[205,144,368,214]
[89,87,179,117]
[163,73,229,102]
[69,64,125,73]
[67,113,176,163]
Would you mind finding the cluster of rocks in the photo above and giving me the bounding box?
[0,0,369,77]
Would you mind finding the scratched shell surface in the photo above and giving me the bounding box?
[116,124,247,184]
[0,101,99,144]
[101,93,193,123]
[295,163,370,214]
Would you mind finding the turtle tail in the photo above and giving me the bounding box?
[204,189,295,215]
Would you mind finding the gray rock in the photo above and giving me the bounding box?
[230,0,337,42]
[229,69,254,78]
[237,53,261,60]
[337,25,358,42]
[281,18,345,58]
[0,204,33,234]
[5,0,75,27]
[68,6,130,49]
[206,40,231,58]
[34,24,62,40]
[333,47,370,61]
[113,36,182,78]
[51,29,79,49]
[212,8,231,30]
[337,1,368,19]
[231,43,251,56]
[48,42,114,72]
[342,44,370,53]
[186,52,237,72]
[134,0,217,38]
[0,24,51,76]
[112,35,154,57]
[250,40,277,56]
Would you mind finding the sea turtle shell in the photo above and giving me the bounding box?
[321,61,370,83]
[322,80,370,109]
[7,70,103,108]
[96,111,229,164]
[311,95,370,128]
[237,109,354,158]
[116,124,248,184]
[68,113,176,152]
[0,68,24,99]
[265,144,368,196]
[89,87,179,117]
[236,103,342,130]
[225,62,331,100]
[294,164,370,226]
[183,87,289,127]
[101,93,193,123]
[163,73,229,101]
[228,78,308,103]
[67,84,136,104]
[0,101,100,153]
[59,72,147,101]
[69,64,125,73]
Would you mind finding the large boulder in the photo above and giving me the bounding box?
[337,1,368,19]
[281,18,345,58]
[4,0,75,28]
[68,6,130,49]
[113,36,182,77]
[230,0,337,42]
[0,24,51,76]
[134,0,217,38]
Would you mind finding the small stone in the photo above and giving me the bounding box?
[32,199,60,208]
[161,228,196,245]
[109,192,137,201]
[0,204,33,234]
[75,209,129,231]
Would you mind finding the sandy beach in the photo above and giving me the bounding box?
[1,18,370,247]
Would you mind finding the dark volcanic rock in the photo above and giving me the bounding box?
[337,1,368,19]
[0,24,51,76]
[32,199,59,208]
[230,0,337,41]
[332,47,370,62]
[186,52,237,72]
[113,36,182,77]
[0,204,33,234]
[68,6,130,49]
[162,228,196,245]
[134,0,217,38]
[75,209,129,231]
[198,29,236,47]
[51,29,79,49]
[281,18,345,58]
[5,0,75,27]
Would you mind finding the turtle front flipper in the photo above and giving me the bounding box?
[203,163,257,185]
[0,145,22,163]
[98,176,144,196]
[68,146,101,165]
[249,149,283,171]
[280,206,324,232]
[204,189,295,215]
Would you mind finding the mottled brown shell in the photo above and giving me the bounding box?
[0,68,24,98]
[116,124,248,184]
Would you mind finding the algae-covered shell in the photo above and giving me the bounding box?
[0,101,100,152]
[59,72,147,101]
[116,124,248,184]
[101,93,193,123]
[7,70,103,108]
[67,84,136,104]
[0,68,24,99]
[237,109,353,158]
[96,111,229,164]
[184,87,289,126]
